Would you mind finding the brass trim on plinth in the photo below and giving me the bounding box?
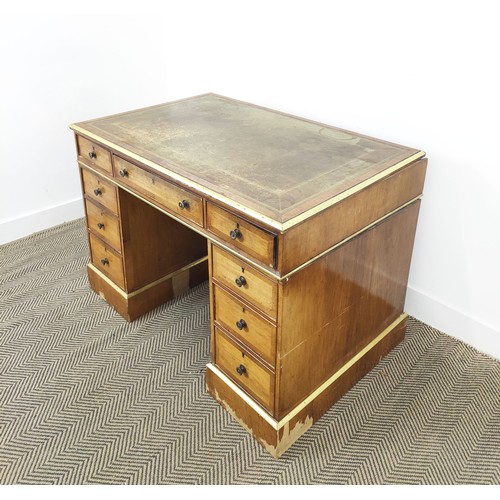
[281,197,422,280]
[207,312,408,431]
[88,255,208,299]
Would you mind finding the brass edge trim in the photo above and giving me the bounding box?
[80,163,281,281]
[276,313,409,430]
[88,263,128,298]
[281,196,422,281]
[81,171,421,284]
[72,125,283,231]
[209,241,279,280]
[281,151,425,230]
[127,255,209,299]
[206,363,279,429]
[73,124,425,231]
[207,313,408,431]
[84,159,420,283]
[88,256,208,300]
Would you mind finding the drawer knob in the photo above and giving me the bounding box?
[178,199,190,210]
[97,223,105,230]
[236,364,246,376]
[88,150,97,160]
[93,188,102,196]
[235,276,247,287]
[100,258,109,266]
[230,228,242,240]
[119,168,128,178]
[236,319,247,330]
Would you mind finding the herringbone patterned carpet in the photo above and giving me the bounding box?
[1,219,499,485]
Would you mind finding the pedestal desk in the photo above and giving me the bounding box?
[70,94,427,457]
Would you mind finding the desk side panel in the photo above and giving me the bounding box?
[279,158,427,275]
[276,201,421,418]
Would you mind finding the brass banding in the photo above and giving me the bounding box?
[72,124,424,232]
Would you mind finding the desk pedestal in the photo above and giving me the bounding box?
[206,200,419,457]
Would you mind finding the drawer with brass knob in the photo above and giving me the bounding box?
[206,202,276,268]
[84,200,122,252]
[215,327,275,413]
[88,233,125,289]
[211,245,278,319]
[112,155,203,226]
[81,168,119,215]
[214,285,276,366]
[77,135,113,174]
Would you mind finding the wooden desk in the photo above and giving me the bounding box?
[70,94,427,457]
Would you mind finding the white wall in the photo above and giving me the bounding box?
[1,1,499,359]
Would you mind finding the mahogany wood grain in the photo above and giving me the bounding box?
[73,95,427,458]
[206,203,276,268]
[88,233,125,289]
[113,155,204,226]
[118,189,207,292]
[214,285,276,366]
[81,167,119,215]
[206,366,280,455]
[211,245,278,319]
[299,317,406,425]
[276,201,421,418]
[215,327,275,413]
[279,158,427,274]
[87,260,208,322]
[85,199,122,252]
[208,243,216,364]
[77,135,113,174]
[206,315,405,458]
[72,94,422,226]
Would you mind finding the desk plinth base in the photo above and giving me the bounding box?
[87,258,208,322]
[206,314,407,458]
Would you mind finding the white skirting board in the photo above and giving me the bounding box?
[0,198,85,245]
[405,285,500,361]
[1,202,498,361]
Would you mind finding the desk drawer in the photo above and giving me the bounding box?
[85,199,122,252]
[113,156,203,226]
[207,203,276,267]
[214,285,276,366]
[89,232,125,290]
[215,327,275,413]
[212,245,278,319]
[81,168,119,215]
[77,135,113,174]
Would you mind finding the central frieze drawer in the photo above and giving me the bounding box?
[113,155,203,226]
[211,245,278,319]
[206,203,276,268]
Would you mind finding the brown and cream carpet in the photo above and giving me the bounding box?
[0,219,499,485]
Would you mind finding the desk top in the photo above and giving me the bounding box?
[71,94,424,229]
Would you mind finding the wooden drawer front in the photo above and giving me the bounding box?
[113,156,203,226]
[89,233,125,290]
[215,327,275,413]
[206,203,276,267]
[212,245,278,319]
[77,135,112,174]
[214,286,276,366]
[81,168,119,215]
[85,199,122,252]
